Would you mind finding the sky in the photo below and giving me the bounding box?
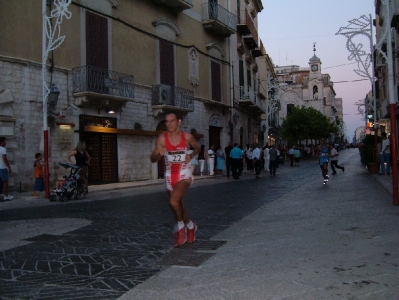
[258,0,376,140]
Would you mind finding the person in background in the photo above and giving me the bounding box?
[294,146,301,167]
[224,142,233,179]
[198,144,207,176]
[67,141,91,197]
[246,147,254,175]
[208,144,215,175]
[188,146,198,177]
[288,146,295,167]
[379,132,391,175]
[0,137,13,201]
[269,145,278,175]
[230,143,243,180]
[329,143,345,175]
[215,145,225,175]
[32,153,45,196]
[252,143,262,178]
[318,138,330,185]
[263,145,270,172]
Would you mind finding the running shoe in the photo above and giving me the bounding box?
[174,227,187,247]
[323,180,327,185]
[187,222,197,243]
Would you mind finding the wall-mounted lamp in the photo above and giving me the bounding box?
[106,107,115,114]
[56,122,75,129]
[48,84,60,113]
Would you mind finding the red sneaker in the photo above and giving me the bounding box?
[174,227,187,247]
[187,222,197,243]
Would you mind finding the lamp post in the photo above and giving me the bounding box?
[336,5,398,205]
[42,0,72,197]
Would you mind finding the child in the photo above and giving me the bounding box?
[32,153,45,196]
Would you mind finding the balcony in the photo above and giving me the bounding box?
[72,65,134,108]
[201,3,236,37]
[152,84,194,116]
[239,86,256,106]
[237,9,258,49]
[153,0,193,12]
[249,95,265,114]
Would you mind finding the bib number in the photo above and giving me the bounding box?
[167,151,186,163]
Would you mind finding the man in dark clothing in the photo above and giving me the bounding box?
[230,143,243,179]
[269,145,278,175]
[224,142,233,179]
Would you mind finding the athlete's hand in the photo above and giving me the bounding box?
[158,146,166,156]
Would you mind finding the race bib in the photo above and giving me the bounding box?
[167,150,186,163]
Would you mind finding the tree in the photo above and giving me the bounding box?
[280,106,338,145]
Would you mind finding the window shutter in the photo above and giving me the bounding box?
[211,60,221,102]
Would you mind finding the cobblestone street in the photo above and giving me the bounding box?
[0,149,398,299]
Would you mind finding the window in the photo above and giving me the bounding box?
[287,104,294,115]
[239,60,244,87]
[247,69,251,87]
[160,39,175,87]
[211,60,221,102]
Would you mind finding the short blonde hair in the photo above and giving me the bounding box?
[75,141,86,152]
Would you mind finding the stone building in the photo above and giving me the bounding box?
[274,48,342,143]
[0,0,271,190]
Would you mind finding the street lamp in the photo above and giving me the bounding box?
[336,4,398,205]
[42,0,72,197]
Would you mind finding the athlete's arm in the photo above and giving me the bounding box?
[150,134,166,163]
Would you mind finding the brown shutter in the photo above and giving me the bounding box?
[86,11,108,69]
[160,40,175,87]
[211,60,221,102]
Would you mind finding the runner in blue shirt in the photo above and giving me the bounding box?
[318,138,330,185]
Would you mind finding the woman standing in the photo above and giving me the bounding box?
[197,144,207,176]
[208,145,215,175]
[215,145,225,175]
[67,141,91,197]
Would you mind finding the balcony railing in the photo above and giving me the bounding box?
[239,85,256,105]
[72,65,134,99]
[153,0,193,12]
[152,84,194,110]
[237,9,258,49]
[201,2,236,36]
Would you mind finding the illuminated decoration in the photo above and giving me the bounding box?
[264,72,282,141]
[42,0,72,197]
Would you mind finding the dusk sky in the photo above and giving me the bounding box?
[258,0,375,140]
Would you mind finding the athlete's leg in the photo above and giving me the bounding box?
[168,179,191,223]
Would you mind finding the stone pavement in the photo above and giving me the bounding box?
[117,149,399,300]
[0,149,398,300]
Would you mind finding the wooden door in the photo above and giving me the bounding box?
[209,126,221,149]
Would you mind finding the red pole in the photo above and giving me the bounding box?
[389,104,398,205]
[44,130,50,198]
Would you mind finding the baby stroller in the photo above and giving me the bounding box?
[49,162,85,202]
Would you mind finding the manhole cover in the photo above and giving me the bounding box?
[178,240,227,251]
[24,234,64,242]
[157,250,215,266]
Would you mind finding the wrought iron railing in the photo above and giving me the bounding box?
[201,2,237,32]
[239,86,256,103]
[72,65,135,99]
[152,84,194,110]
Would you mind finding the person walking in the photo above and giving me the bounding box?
[318,138,330,185]
[263,145,270,172]
[329,144,345,175]
[293,146,301,167]
[379,132,391,175]
[269,145,278,175]
[32,153,45,196]
[224,142,233,179]
[288,146,294,167]
[208,145,215,175]
[0,137,13,201]
[230,143,243,180]
[197,144,207,176]
[252,143,262,178]
[67,141,91,197]
[150,112,200,247]
[188,146,198,177]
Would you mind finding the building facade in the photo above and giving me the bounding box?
[0,0,271,190]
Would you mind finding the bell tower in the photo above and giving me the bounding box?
[309,43,321,78]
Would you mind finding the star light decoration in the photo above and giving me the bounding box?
[336,14,378,120]
[264,72,282,139]
[42,0,72,99]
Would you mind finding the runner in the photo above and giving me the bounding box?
[150,112,200,247]
[318,138,330,185]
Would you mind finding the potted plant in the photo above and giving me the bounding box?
[360,134,381,174]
